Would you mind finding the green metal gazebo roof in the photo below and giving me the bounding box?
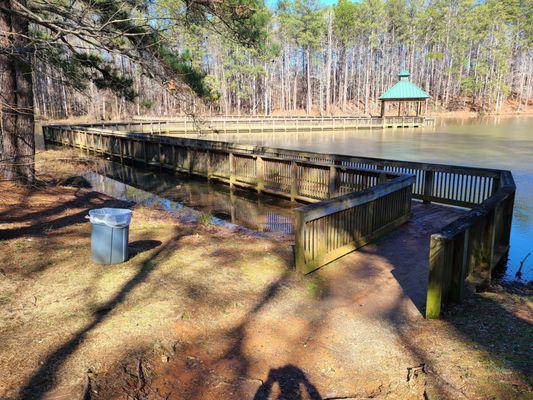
[379,70,430,100]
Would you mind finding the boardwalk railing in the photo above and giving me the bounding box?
[295,174,414,273]
[44,124,515,318]
[425,171,515,318]
[68,115,428,135]
[44,125,405,203]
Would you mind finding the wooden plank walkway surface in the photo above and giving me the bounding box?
[317,202,466,317]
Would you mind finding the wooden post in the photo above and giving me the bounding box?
[426,235,449,319]
[119,138,124,164]
[328,165,339,198]
[143,141,148,166]
[290,160,298,201]
[206,150,212,181]
[257,156,265,193]
[229,152,235,188]
[501,192,514,247]
[172,145,177,170]
[479,210,496,288]
[380,101,385,118]
[186,147,193,174]
[423,170,434,204]
[294,210,306,273]
[449,229,469,302]
[158,140,163,169]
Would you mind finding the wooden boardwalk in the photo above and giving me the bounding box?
[44,123,515,318]
[71,116,434,135]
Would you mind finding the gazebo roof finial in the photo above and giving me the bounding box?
[399,69,410,79]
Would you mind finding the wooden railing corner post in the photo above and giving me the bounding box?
[502,192,515,248]
[426,234,448,319]
[294,210,306,273]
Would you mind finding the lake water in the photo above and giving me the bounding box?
[194,116,532,282]
[86,161,296,234]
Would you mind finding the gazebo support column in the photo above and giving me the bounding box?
[380,101,385,118]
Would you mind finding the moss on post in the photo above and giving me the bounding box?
[426,235,449,319]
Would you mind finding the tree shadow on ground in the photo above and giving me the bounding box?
[378,261,532,399]
[18,228,186,400]
[128,239,162,258]
[0,190,131,240]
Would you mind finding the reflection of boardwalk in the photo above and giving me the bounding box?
[266,212,294,235]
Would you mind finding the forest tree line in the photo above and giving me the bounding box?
[33,0,533,120]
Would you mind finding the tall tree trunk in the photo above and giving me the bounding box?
[325,10,332,114]
[0,0,35,183]
[306,46,312,114]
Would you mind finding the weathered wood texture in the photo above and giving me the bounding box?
[295,175,414,273]
[44,124,515,318]
[425,174,515,318]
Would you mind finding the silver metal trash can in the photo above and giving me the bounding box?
[88,208,132,264]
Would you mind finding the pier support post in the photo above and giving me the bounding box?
[186,148,193,175]
[119,138,124,164]
[143,141,148,166]
[206,150,212,181]
[158,140,163,169]
[229,152,236,189]
[257,156,265,193]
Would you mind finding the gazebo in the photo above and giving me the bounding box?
[379,70,430,117]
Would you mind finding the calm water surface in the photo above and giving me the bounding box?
[86,161,295,234]
[196,116,532,282]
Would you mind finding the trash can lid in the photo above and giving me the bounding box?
[88,208,132,228]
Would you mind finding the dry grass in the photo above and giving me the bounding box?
[0,148,531,400]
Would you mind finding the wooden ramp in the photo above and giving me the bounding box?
[317,202,466,317]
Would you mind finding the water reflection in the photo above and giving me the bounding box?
[191,116,533,282]
[86,161,295,235]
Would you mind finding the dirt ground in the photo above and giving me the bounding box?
[0,149,531,400]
